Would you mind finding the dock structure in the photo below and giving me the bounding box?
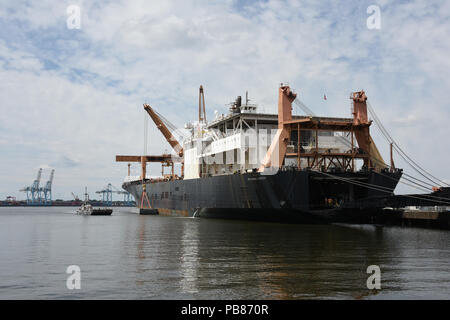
[391,208,450,229]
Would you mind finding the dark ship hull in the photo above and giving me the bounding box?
[123,168,402,223]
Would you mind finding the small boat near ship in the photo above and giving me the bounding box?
[75,187,113,216]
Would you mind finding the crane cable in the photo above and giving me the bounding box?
[289,89,447,188]
[367,101,449,187]
[367,157,450,201]
[337,133,450,201]
[372,169,450,202]
[289,87,316,116]
[335,131,435,192]
[288,90,448,193]
[153,108,189,142]
[289,92,441,192]
[369,116,445,188]
[338,101,448,189]
[293,98,316,116]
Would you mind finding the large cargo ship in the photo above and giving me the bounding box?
[117,85,403,223]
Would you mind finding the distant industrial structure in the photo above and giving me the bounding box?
[42,169,55,205]
[96,183,134,206]
[19,168,55,206]
[11,169,134,207]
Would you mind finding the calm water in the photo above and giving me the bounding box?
[0,207,449,300]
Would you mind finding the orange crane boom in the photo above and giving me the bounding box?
[143,104,183,157]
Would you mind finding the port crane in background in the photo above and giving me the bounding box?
[19,169,55,205]
[70,192,82,206]
[96,183,113,206]
[95,183,134,206]
[111,185,134,206]
[71,192,80,201]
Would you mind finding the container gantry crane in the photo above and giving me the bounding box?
[111,184,134,206]
[20,168,43,205]
[41,169,55,205]
[96,183,113,206]
[95,183,134,206]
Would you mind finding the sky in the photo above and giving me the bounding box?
[0,0,449,200]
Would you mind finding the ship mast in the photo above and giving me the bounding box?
[199,85,207,125]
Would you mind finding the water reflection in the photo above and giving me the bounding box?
[179,219,199,294]
[1,208,449,299]
[190,221,401,299]
[130,216,409,299]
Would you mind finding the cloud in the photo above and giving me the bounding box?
[0,39,43,72]
[390,114,419,127]
[50,156,81,168]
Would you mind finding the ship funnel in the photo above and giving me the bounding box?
[230,96,242,113]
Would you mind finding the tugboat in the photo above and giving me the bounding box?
[76,187,112,216]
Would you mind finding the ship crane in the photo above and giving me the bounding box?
[116,86,201,182]
[258,85,387,173]
[116,90,195,211]
[293,97,315,116]
[143,103,184,158]
[116,103,185,179]
[71,192,80,201]
[111,184,134,206]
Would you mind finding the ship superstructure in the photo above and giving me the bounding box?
[184,98,348,178]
